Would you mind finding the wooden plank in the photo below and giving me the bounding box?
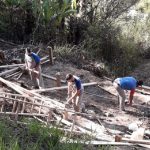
[21,98,26,113]
[32,82,98,93]
[122,138,150,145]
[0,112,48,117]
[42,73,66,83]
[0,67,19,76]
[15,102,20,120]
[12,96,17,112]
[61,138,134,146]
[5,71,21,79]
[54,115,112,141]
[0,64,24,69]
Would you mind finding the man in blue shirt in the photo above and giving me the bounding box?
[65,73,85,112]
[25,47,44,89]
[113,77,143,111]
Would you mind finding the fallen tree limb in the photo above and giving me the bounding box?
[32,82,98,93]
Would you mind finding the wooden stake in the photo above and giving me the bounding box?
[30,99,35,113]
[15,101,20,120]
[47,46,54,65]
[1,99,5,112]
[12,96,17,112]
[56,72,61,87]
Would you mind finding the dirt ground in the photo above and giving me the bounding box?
[22,61,149,150]
[0,43,150,150]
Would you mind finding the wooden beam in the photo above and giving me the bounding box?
[32,82,98,93]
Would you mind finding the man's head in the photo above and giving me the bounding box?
[26,47,32,55]
[66,74,74,82]
[137,80,143,87]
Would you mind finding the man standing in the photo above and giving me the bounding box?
[113,77,143,111]
[65,74,85,112]
[25,47,44,89]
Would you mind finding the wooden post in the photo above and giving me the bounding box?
[47,46,54,65]
[56,72,61,87]
[21,98,26,113]
[39,101,43,114]
[47,109,53,124]
[1,99,5,112]
[12,96,17,112]
[15,102,20,121]
[31,99,35,113]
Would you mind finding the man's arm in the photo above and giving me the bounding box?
[67,89,80,104]
[129,89,135,105]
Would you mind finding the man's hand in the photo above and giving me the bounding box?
[65,102,71,108]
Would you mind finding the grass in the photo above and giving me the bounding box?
[0,117,112,150]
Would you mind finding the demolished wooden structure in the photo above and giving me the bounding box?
[0,60,149,147]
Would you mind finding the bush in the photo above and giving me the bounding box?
[84,22,141,76]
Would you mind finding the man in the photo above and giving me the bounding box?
[113,77,143,111]
[65,74,85,112]
[25,47,44,89]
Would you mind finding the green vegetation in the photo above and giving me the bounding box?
[0,0,150,76]
[0,117,113,150]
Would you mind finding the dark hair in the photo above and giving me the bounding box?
[26,47,31,53]
[137,80,143,86]
[66,74,73,81]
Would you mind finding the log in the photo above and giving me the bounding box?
[0,67,19,76]
[32,82,98,93]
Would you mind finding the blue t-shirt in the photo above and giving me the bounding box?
[31,52,40,64]
[119,77,137,90]
[73,76,81,90]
